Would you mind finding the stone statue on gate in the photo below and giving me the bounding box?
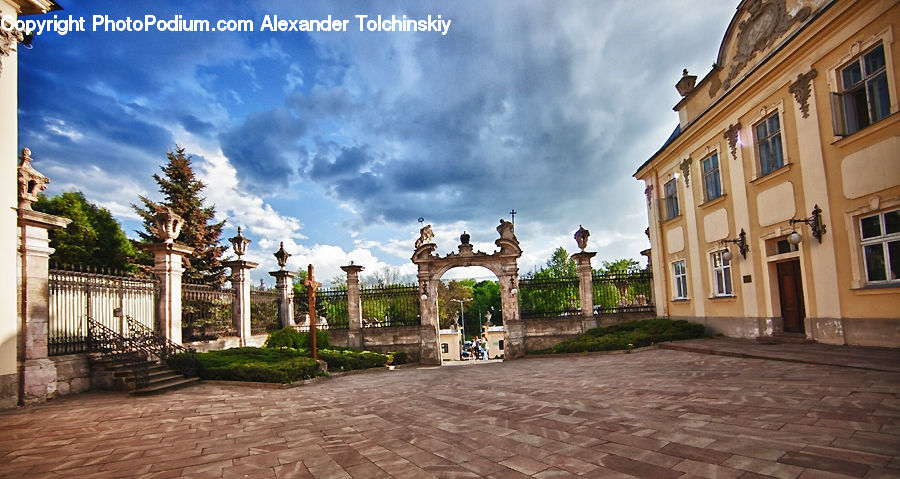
[497,219,517,242]
[574,225,590,252]
[415,224,434,248]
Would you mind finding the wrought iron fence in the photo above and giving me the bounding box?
[592,270,654,314]
[182,280,234,341]
[294,286,349,330]
[49,267,157,355]
[361,284,420,327]
[518,276,581,319]
[250,289,280,334]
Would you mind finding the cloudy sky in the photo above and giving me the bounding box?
[18,0,737,285]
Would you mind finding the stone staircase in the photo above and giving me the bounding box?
[90,351,199,395]
[757,331,816,344]
[88,317,199,396]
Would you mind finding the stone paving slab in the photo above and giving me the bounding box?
[1,345,898,478]
[659,338,900,372]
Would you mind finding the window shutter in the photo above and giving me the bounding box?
[831,92,848,136]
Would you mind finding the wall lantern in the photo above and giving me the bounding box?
[721,228,749,261]
[788,204,826,245]
[509,277,518,295]
[420,281,428,300]
[229,226,251,258]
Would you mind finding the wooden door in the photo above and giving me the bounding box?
[776,260,806,333]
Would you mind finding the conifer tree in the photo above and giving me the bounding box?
[133,146,227,285]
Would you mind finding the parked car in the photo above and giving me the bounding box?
[460,341,473,359]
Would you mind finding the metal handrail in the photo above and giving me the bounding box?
[126,316,190,360]
[87,317,150,388]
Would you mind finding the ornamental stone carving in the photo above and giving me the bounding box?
[721,0,811,91]
[679,157,692,187]
[17,148,50,210]
[415,224,434,248]
[574,225,590,252]
[0,27,25,77]
[724,122,742,160]
[788,68,818,119]
[150,207,184,244]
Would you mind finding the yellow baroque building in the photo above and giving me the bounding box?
[635,0,900,347]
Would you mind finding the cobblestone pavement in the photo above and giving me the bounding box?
[1,343,899,478]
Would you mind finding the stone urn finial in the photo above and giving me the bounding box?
[150,207,184,244]
[460,231,470,245]
[574,225,590,252]
[229,226,251,258]
[17,147,50,210]
[274,241,290,269]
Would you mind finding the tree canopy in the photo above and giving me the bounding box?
[133,146,227,285]
[33,191,138,272]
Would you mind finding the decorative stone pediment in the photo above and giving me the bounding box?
[711,0,822,96]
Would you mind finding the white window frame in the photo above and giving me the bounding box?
[827,27,897,140]
[711,250,733,297]
[701,152,722,201]
[747,101,789,181]
[859,209,900,284]
[664,178,679,221]
[754,111,785,177]
[672,260,688,300]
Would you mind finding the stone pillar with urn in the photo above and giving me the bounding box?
[341,262,365,350]
[16,148,70,405]
[269,242,295,329]
[223,227,257,346]
[142,207,193,345]
[571,225,597,332]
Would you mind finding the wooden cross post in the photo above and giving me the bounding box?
[304,264,321,360]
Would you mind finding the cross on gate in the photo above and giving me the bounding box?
[509,209,517,225]
[304,264,321,360]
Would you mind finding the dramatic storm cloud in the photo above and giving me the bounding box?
[18,0,736,283]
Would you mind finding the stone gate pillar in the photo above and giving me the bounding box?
[341,263,364,349]
[224,228,257,346]
[499,273,525,359]
[16,149,70,405]
[143,208,193,345]
[270,242,295,329]
[572,251,597,332]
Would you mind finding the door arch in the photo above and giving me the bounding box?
[412,220,523,365]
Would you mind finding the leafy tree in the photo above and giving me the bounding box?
[133,146,227,285]
[33,191,138,272]
[596,258,642,274]
[529,246,577,279]
[471,280,502,326]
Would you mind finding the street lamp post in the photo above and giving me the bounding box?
[451,298,472,359]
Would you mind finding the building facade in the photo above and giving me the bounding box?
[635,0,899,347]
[2,0,62,407]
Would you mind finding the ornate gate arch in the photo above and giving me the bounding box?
[412,220,524,365]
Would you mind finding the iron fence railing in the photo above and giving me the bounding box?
[361,284,420,327]
[49,267,157,355]
[518,276,581,319]
[592,270,654,314]
[250,289,280,334]
[294,286,349,330]
[182,280,234,341]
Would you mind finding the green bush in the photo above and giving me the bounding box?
[534,318,707,354]
[318,348,392,371]
[389,351,409,365]
[166,347,320,383]
[264,327,330,350]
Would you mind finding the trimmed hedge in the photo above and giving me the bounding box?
[534,318,707,354]
[166,347,320,383]
[264,327,331,350]
[318,349,392,371]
